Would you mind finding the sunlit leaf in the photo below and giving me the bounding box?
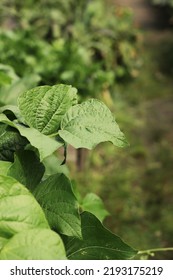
[18,84,78,135]
[0,175,49,239]
[0,229,66,260]
[59,99,128,149]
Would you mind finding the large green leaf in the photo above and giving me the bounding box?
[0,113,63,161]
[34,174,81,238]
[0,228,66,260]
[0,175,66,260]
[0,175,49,239]
[65,212,137,260]
[8,150,45,192]
[59,99,128,149]
[18,84,78,135]
[0,123,28,162]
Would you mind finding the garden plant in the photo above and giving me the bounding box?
[0,84,173,260]
[0,1,140,259]
[0,83,137,260]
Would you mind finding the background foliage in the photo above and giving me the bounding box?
[0,0,139,101]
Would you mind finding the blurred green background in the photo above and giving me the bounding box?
[0,0,173,259]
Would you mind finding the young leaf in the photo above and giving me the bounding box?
[0,113,63,161]
[18,84,78,135]
[59,99,128,149]
[81,193,109,222]
[8,150,45,192]
[65,212,137,260]
[34,174,81,238]
[0,228,66,260]
[0,175,49,239]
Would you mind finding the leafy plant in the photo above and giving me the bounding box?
[0,83,139,260]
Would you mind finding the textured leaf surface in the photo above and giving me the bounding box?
[34,174,81,238]
[81,193,109,222]
[0,175,49,239]
[0,229,66,260]
[8,150,45,192]
[0,113,63,161]
[65,212,137,260]
[59,99,128,149]
[0,123,28,162]
[18,84,78,135]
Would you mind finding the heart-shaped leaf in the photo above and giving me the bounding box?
[59,99,128,149]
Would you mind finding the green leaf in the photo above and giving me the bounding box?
[59,99,128,149]
[65,212,137,260]
[0,175,66,260]
[0,237,8,251]
[0,105,25,123]
[15,124,63,161]
[0,161,12,175]
[0,228,66,260]
[8,150,45,192]
[0,175,49,239]
[0,123,28,162]
[0,113,63,161]
[18,84,78,135]
[43,154,69,178]
[81,193,109,222]
[34,174,81,238]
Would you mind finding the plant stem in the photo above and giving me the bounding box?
[138,247,173,256]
